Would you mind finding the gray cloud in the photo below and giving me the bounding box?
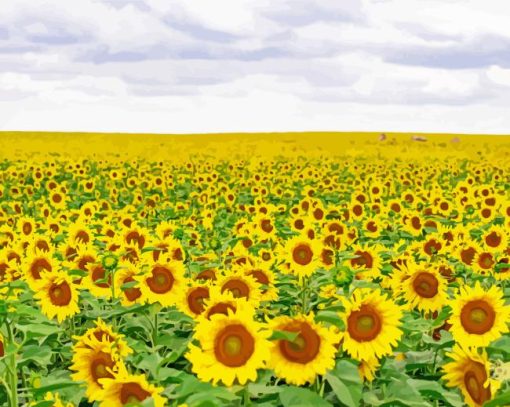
[1,0,510,125]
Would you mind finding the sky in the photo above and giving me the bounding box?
[1,0,510,134]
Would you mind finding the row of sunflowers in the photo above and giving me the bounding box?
[0,134,509,406]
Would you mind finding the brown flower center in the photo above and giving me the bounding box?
[214,324,254,367]
[485,232,501,248]
[279,321,321,364]
[187,286,209,315]
[206,302,236,319]
[120,382,151,404]
[122,276,142,302]
[347,304,382,342]
[146,266,175,294]
[30,258,52,280]
[221,279,250,299]
[90,352,115,384]
[412,272,439,298]
[292,243,313,266]
[464,361,491,405]
[49,281,72,306]
[460,300,495,335]
[350,251,373,269]
[91,265,111,288]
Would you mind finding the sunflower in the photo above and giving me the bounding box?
[471,250,496,276]
[82,262,112,299]
[449,282,510,348]
[280,234,322,279]
[23,248,59,289]
[70,336,125,402]
[492,256,510,281]
[443,345,501,407]
[114,262,142,307]
[340,288,403,361]
[267,313,340,386]
[217,271,262,306]
[481,225,508,253]
[186,307,270,386]
[178,281,211,318]
[34,270,80,323]
[39,392,74,407]
[347,244,382,281]
[400,262,448,312]
[136,254,185,307]
[242,264,278,302]
[358,356,381,382]
[98,364,166,407]
[73,318,132,358]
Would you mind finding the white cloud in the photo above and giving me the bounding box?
[0,0,509,133]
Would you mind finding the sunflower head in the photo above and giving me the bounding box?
[443,345,501,407]
[450,282,510,348]
[340,288,403,361]
[186,306,270,386]
[268,313,341,386]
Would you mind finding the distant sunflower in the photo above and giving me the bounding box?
[114,262,142,307]
[340,288,403,361]
[449,282,510,348]
[186,307,270,386]
[281,235,322,279]
[34,270,80,323]
[98,364,166,407]
[267,313,340,386]
[443,345,501,407]
[481,225,507,253]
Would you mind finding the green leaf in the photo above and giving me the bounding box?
[279,387,332,407]
[268,330,299,342]
[32,381,80,397]
[485,390,510,407]
[315,310,345,330]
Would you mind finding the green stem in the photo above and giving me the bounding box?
[152,312,158,348]
[3,319,17,407]
[242,385,250,406]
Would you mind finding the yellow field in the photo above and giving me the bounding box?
[1,131,509,161]
[0,131,509,407]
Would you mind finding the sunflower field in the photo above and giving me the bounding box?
[0,132,509,407]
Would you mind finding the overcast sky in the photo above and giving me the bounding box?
[1,0,510,134]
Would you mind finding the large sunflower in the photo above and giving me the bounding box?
[98,364,166,407]
[34,270,80,323]
[340,288,403,361]
[267,313,340,386]
[443,345,501,407]
[186,307,270,386]
[70,336,125,402]
[449,282,510,348]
